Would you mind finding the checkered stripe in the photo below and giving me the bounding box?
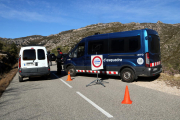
[76,70,118,75]
[150,61,161,67]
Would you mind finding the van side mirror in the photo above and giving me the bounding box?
[69,53,72,58]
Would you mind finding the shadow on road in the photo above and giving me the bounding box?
[22,71,67,82]
[75,73,160,82]
[135,74,161,82]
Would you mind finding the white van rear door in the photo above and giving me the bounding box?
[36,48,48,67]
[21,47,48,68]
[21,48,36,68]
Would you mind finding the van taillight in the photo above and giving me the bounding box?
[19,58,21,68]
[145,52,150,67]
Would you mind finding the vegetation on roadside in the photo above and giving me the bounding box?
[0,41,19,80]
[0,63,18,97]
[158,73,180,89]
[51,45,72,55]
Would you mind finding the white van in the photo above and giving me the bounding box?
[18,46,51,82]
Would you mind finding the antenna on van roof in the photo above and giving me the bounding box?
[94,32,100,35]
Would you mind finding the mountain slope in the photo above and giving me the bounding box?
[1,21,180,73]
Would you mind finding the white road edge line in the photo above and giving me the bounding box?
[60,79,72,88]
[76,91,113,118]
[53,73,72,88]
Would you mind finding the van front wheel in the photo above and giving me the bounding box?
[66,66,76,77]
[121,68,135,82]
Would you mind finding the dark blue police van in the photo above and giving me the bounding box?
[63,29,162,82]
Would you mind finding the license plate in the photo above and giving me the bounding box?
[26,63,35,66]
[153,68,157,71]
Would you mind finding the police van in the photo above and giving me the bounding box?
[18,46,50,82]
[63,29,162,82]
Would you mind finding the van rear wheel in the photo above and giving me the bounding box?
[121,68,135,82]
[46,74,51,80]
[66,66,76,77]
[19,76,23,82]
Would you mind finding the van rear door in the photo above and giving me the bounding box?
[37,48,48,67]
[21,48,37,69]
[148,34,161,67]
[21,47,48,69]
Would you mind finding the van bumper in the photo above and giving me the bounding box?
[135,65,162,77]
[19,67,50,77]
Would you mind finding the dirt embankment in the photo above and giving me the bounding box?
[0,63,18,97]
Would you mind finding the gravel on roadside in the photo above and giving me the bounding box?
[133,73,180,96]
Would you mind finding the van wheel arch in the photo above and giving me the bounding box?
[66,65,76,77]
[65,64,75,72]
[119,66,137,82]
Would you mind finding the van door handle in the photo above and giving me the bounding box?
[35,62,38,66]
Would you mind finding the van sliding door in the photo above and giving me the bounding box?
[108,35,142,72]
[85,39,108,71]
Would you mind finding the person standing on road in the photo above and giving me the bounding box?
[56,48,63,75]
[47,51,52,66]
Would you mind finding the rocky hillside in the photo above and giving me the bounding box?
[0,35,45,46]
[1,21,180,73]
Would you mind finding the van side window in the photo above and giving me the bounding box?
[128,36,140,52]
[72,43,85,58]
[109,36,140,53]
[110,38,125,53]
[38,49,45,60]
[88,39,108,54]
[23,49,36,60]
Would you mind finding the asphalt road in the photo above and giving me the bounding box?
[0,62,180,120]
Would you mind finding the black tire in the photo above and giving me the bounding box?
[120,68,135,82]
[47,74,51,80]
[66,66,76,77]
[19,76,23,82]
[43,74,51,80]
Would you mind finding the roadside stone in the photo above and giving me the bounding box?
[174,74,180,78]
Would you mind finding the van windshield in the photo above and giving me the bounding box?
[149,34,160,53]
[23,49,36,60]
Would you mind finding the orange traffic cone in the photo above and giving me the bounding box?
[121,85,132,104]
[66,71,72,81]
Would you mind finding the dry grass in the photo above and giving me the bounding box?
[158,73,180,89]
[0,63,18,97]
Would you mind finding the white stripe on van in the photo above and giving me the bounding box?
[76,70,118,75]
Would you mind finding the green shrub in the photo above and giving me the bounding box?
[9,43,18,57]
[51,46,70,56]
[0,42,3,51]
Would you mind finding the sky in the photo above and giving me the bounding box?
[0,0,180,39]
